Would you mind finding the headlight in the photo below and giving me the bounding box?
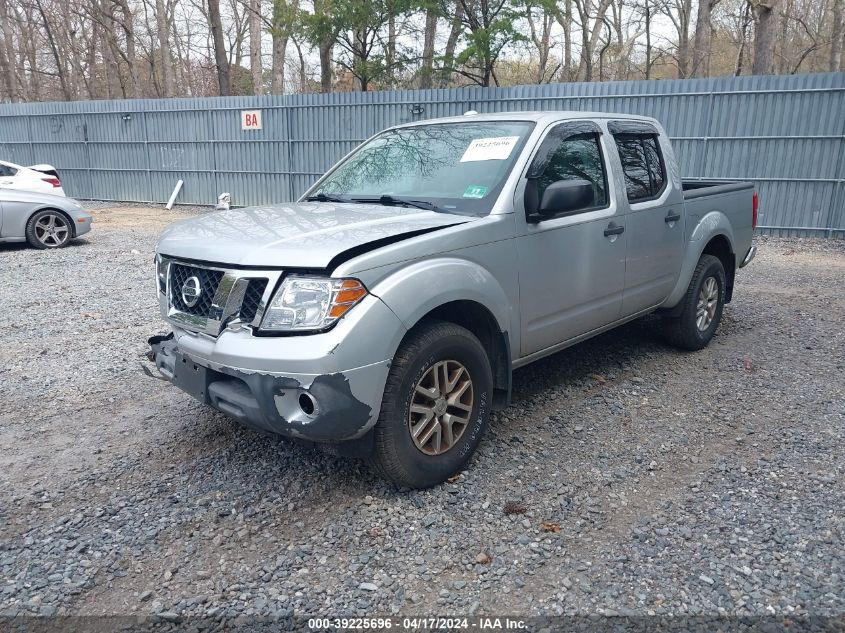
[261,276,368,332]
[155,254,168,294]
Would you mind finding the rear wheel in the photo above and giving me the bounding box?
[370,320,493,489]
[26,210,72,249]
[663,254,726,350]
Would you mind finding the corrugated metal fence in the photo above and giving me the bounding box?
[1,72,843,236]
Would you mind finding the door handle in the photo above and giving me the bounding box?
[604,223,625,237]
[665,212,681,223]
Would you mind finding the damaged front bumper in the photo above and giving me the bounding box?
[147,295,406,448]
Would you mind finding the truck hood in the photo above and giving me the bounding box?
[156,201,472,268]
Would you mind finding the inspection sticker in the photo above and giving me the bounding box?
[460,136,519,162]
[463,185,489,198]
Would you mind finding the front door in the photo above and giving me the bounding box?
[516,122,627,357]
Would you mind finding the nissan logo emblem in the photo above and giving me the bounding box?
[181,276,202,308]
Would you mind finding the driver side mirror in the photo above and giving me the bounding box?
[526,179,595,223]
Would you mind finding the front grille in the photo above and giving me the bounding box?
[169,263,224,317]
[241,279,268,322]
[163,259,277,336]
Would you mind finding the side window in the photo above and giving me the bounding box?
[642,135,666,194]
[536,133,608,210]
[0,164,17,177]
[613,133,666,202]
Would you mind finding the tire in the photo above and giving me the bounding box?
[370,320,493,489]
[663,254,726,351]
[25,210,72,249]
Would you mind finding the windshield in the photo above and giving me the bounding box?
[311,121,535,215]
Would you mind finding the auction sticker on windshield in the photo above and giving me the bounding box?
[463,185,489,198]
[460,136,519,162]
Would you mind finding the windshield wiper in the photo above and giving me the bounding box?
[304,193,351,203]
[352,195,445,213]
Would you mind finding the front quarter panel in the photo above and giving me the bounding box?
[366,251,518,355]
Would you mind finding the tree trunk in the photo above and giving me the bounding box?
[100,0,123,98]
[831,0,844,72]
[293,36,307,92]
[440,1,463,87]
[116,0,140,98]
[419,8,437,88]
[271,32,288,94]
[155,0,175,97]
[319,39,333,92]
[385,15,396,88]
[208,0,230,95]
[35,0,71,100]
[270,0,290,94]
[751,0,779,74]
[0,0,16,101]
[691,0,713,76]
[675,0,692,78]
[562,0,572,77]
[735,2,752,75]
[644,0,652,79]
[249,0,262,94]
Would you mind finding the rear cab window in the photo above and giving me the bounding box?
[609,121,667,203]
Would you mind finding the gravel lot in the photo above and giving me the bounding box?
[1,203,843,623]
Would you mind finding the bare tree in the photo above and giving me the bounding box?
[153,0,176,96]
[832,0,843,71]
[418,6,438,88]
[208,0,231,94]
[692,0,719,76]
[657,0,693,77]
[751,0,780,73]
[0,0,17,100]
[248,0,262,93]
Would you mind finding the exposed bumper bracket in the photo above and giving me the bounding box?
[740,245,757,268]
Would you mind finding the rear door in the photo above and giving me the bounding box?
[515,121,627,357]
[609,121,685,316]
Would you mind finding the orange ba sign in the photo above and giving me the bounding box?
[241,110,262,131]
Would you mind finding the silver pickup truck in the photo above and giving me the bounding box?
[149,111,757,488]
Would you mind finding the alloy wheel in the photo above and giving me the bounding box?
[696,276,719,331]
[34,213,70,247]
[408,360,474,456]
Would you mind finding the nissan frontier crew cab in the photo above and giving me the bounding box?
[149,111,758,488]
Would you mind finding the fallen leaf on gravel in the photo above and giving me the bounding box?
[590,373,607,384]
[743,356,754,371]
[503,500,527,515]
[783,249,796,255]
[80,312,102,319]
[447,474,460,483]
[541,521,561,533]
[475,552,492,565]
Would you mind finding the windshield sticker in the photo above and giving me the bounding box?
[460,136,520,162]
[463,185,489,198]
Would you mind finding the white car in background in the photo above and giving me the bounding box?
[0,160,66,196]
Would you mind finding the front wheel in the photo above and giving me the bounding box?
[370,320,493,489]
[662,254,726,351]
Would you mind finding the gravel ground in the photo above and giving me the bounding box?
[0,204,843,624]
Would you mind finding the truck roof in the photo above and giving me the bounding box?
[391,110,658,129]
